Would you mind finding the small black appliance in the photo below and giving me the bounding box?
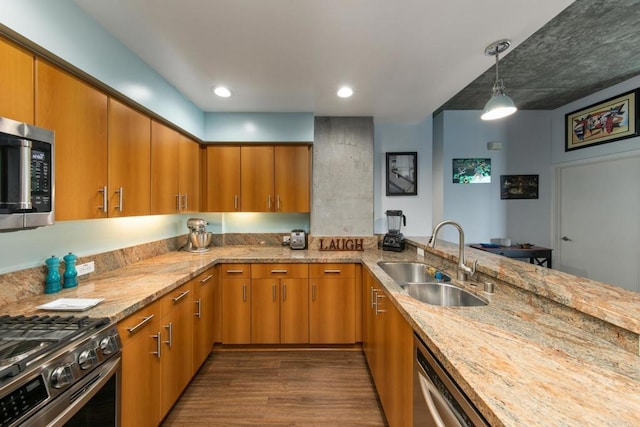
[382,210,406,252]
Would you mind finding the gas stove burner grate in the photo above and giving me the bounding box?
[0,315,110,381]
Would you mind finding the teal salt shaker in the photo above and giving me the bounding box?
[63,252,78,288]
[45,256,62,294]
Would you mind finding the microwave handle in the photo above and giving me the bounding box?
[19,140,32,210]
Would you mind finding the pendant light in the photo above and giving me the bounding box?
[481,39,517,120]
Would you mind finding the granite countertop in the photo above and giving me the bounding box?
[4,244,640,426]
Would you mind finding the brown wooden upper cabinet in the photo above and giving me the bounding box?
[151,121,200,214]
[206,144,310,213]
[36,60,109,221]
[108,98,151,217]
[0,37,34,123]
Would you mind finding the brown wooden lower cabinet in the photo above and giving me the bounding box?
[221,264,252,344]
[363,268,413,427]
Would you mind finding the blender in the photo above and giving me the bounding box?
[382,210,406,252]
[185,218,212,253]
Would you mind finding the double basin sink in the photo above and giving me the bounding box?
[377,262,487,307]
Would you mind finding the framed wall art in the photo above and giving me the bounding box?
[565,89,638,151]
[500,175,539,199]
[452,158,491,183]
[386,152,417,196]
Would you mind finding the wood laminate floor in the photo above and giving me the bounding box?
[161,350,388,426]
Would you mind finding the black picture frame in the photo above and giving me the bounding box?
[386,152,417,196]
[565,89,638,151]
[500,175,539,199]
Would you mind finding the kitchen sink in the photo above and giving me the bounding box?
[404,282,488,307]
[377,261,451,284]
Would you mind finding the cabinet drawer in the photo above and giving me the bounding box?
[117,299,160,347]
[251,263,308,278]
[160,281,193,316]
[193,268,216,288]
[309,263,355,278]
[220,263,251,279]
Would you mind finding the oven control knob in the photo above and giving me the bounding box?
[78,349,97,370]
[50,365,73,389]
[100,336,117,355]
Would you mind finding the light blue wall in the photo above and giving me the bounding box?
[433,110,552,246]
[204,112,314,142]
[0,0,204,137]
[373,118,433,236]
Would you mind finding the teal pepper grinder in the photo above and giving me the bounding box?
[63,252,78,288]
[45,256,62,294]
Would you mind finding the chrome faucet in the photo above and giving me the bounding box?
[428,220,477,281]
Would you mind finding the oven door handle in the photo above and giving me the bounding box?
[38,356,121,427]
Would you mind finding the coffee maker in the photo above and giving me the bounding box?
[382,210,406,252]
[185,218,212,253]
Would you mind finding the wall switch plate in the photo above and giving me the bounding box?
[76,261,95,276]
[416,247,425,256]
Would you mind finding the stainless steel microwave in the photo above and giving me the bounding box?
[0,117,55,231]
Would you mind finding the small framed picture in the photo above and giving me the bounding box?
[500,175,539,199]
[386,152,417,196]
[452,158,491,183]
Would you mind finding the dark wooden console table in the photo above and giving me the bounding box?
[469,244,553,268]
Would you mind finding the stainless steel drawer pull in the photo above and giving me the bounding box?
[324,269,341,274]
[98,186,108,212]
[282,283,287,301]
[375,292,386,316]
[271,269,288,274]
[226,269,244,274]
[126,314,155,334]
[152,332,161,359]
[195,298,202,318]
[370,287,375,309]
[272,284,277,301]
[234,194,238,210]
[200,274,214,284]
[163,322,173,347]
[242,283,247,302]
[172,290,190,303]
[115,187,123,212]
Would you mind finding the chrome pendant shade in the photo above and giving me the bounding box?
[481,39,517,120]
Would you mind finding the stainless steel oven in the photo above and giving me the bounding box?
[413,334,488,427]
[0,316,122,427]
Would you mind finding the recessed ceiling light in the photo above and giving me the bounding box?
[213,86,232,98]
[337,86,353,98]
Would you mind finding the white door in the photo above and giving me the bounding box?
[557,155,640,292]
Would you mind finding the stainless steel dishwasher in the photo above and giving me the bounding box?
[413,334,488,426]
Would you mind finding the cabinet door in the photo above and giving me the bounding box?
[193,269,216,373]
[241,145,274,212]
[151,121,180,214]
[222,278,251,344]
[309,277,356,344]
[178,134,200,212]
[274,145,310,213]
[0,37,34,123]
[160,284,194,418]
[36,60,108,220]
[108,98,151,217]
[117,302,161,427]
[206,146,240,212]
[251,278,280,344]
[280,278,309,344]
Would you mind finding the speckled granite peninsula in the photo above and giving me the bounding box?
[1,236,639,426]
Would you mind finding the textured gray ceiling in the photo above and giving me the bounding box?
[437,0,640,114]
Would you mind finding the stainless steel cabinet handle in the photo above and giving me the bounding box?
[195,298,202,318]
[234,194,238,210]
[184,193,188,211]
[324,269,341,274]
[98,186,108,212]
[282,283,287,301]
[267,195,272,210]
[311,284,316,301]
[126,314,155,334]
[115,187,123,212]
[271,269,288,274]
[172,289,190,303]
[226,269,244,274]
[370,287,375,309]
[200,274,214,284]
[272,284,277,301]
[242,283,247,302]
[163,322,173,347]
[375,292,386,316]
[175,194,181,211]
[276,195,281,211]
[152,332,161,359]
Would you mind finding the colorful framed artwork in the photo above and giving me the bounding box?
[386,152,417,196]
[500,175,539,199]
[452,158,491,183]
[565,89,638,151]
